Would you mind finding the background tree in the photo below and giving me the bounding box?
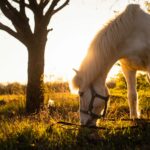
[145,1,150,12]
[0,0,69,113]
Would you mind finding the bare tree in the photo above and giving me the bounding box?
[0,0,69,113]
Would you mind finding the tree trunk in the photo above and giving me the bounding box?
[0,0,69,114]
[26,42,45,113]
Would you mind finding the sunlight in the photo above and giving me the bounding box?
[45,0,124,83]
[45,0,118,82]
[0,0,142,83]
[0,32,27,83]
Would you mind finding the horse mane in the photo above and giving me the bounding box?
[72,4,142,89]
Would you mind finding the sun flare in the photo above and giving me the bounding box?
[0,0,131,83]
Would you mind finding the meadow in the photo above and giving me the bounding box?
[0,73,150,150]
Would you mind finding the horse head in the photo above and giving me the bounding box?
[72,69,109,127]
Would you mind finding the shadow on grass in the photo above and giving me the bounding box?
[75,121,150,150]
[0,119,150,150]
[0,100,25,120]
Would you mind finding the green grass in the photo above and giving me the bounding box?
[0,90,150,150]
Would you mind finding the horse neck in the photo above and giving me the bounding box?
[92,76,107,96]
[92,54,118,95]
[81,46,120,91]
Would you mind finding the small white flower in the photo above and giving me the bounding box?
[47,99,55,107]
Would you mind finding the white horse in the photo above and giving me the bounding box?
[72,4,150,126]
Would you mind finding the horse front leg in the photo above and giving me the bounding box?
[127,84,140,119]
[122,67,140,119]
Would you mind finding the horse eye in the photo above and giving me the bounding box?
[79,91,84,97]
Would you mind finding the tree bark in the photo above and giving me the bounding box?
[26,38,46,113]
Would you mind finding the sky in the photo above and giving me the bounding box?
[0,0,147,83]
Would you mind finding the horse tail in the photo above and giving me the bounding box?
[146,73,150,84]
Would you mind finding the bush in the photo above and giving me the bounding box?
[0,83,26,95]
[111,72,150,91]
[0,82,70,95]
[137,73,150,91]
[111,72,127,90]
[44,82,70,93]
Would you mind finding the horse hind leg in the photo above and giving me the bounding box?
[146,64,150,84]
[121,67,140,119]
[146,73,150,84]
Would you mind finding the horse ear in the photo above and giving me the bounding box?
[72,69,82,89]
[73,68,79,74]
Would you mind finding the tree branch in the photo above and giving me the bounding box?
[13,0,31,9]
[28,0,37,6]
[4,0,19,14]
[28,0,38,12]
[19,0,25,15]
[0,0,32,44]
[0,21,32,46]
[39,0,50,9]
[52,0,69,15]
[0,22,21,40]
[47,28,53,32]
[44,0,69,26]
[0,0,17,21]
[45,0,60,19]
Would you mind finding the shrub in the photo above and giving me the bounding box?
[111,72,150,91]
[0,82,70,95]
[137,73,150,91]
[44,82,70,93]
[0,83,26,95]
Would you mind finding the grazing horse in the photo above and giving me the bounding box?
[72,4,150,126]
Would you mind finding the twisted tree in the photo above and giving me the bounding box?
[0,0,69,113]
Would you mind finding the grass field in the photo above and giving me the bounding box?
[0,87,150,150]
